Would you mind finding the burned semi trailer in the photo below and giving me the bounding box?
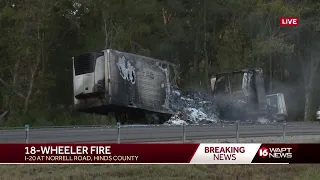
[72,49,177,124]
[210,68,287,121]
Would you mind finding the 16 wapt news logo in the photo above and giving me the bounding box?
[258,147,293,159]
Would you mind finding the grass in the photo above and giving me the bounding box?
[0,165,319,180]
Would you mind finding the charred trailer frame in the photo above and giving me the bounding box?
[72,49,177,124]
[210,68,270,121]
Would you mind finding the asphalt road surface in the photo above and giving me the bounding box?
[0,122,320,143]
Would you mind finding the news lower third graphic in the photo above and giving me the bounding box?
[0,143,318,164]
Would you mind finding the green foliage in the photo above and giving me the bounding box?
[252,35,294,55]
[1,0,320,125]
[2,109,117,127]
[1,7,14,17]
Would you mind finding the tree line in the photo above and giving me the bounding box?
[0,0,319,126]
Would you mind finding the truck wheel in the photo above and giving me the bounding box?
[145,112,160,124]
[144,112,171,124]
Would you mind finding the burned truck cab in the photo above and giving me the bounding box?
[210,68,287,121]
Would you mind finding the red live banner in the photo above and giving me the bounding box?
[0,143,319,164]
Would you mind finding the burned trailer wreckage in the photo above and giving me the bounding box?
[210,68,288,122]
[73,49,177,124]
[72,49,287,124]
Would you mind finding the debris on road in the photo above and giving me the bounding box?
[167,88,219,125]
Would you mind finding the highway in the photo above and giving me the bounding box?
[0,122,320,143]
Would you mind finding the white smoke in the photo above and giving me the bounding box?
[165,88,274,125]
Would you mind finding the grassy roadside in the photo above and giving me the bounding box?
[0,164,319,180]
[2,110,118,127]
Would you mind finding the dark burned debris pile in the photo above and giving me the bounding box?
[166,88,219,125]
[165,88,271,125]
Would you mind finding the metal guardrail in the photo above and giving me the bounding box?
[0,120,318,130]
[0,121,317,144]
